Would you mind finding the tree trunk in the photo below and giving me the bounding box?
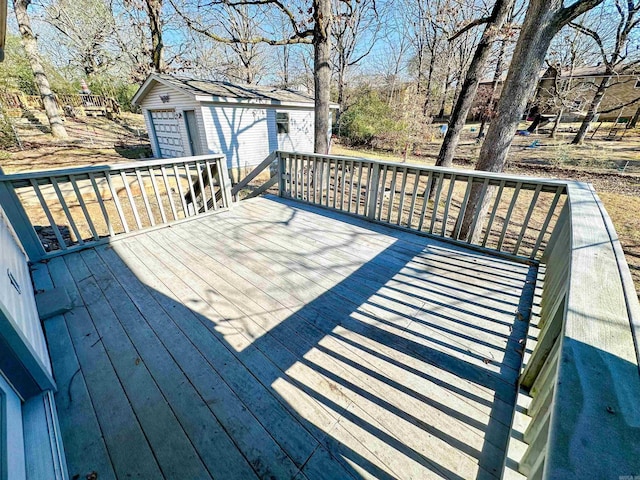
[145,0,165,72]
[14,0,68,139]
[437,63,452,119]
[422,53,437,116]
[629,106,640,128]
[313,0,332,154]
[458,0,581,242]
[477,38,508,139]
[435,0,515,170]
[550,107,563,138]
[571,75,610,144]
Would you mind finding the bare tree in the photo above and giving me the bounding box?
[172,0,333,154]
[435,0,516,169]
[570,0,640,143]
[43,0,116,77]
[332,0,380,118]
[458,0,605,242]
[13,0,68,138]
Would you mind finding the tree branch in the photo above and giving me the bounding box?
[597,95,640,114]
[169,0,312,45]
[557,0,606,26]
[449,16,491,42]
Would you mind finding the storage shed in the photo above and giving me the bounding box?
[132,74,334,180]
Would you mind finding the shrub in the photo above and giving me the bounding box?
[339,91,403,147]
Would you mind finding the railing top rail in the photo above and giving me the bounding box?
[277,150,572,190]
[542,181,640,476]
[0,154,225,185]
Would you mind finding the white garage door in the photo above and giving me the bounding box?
[150,109,185,158]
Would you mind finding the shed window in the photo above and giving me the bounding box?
[276,112,289,134]
[635,79,640,88]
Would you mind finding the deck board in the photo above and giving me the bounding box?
[42,196,535,480]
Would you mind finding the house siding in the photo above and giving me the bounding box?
[201,104,315,173]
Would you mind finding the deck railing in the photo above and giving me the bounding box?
[0,149,637,478]
[0,154,231,261]
[277,151,567,261]
[239,150,640,478]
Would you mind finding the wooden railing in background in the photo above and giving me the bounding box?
[277,151,567,261]
[0,155,231,261]
[0,92,120,116]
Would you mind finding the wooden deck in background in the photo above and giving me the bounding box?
[34,195,536,480]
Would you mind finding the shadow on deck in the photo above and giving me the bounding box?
[34,196,536,480]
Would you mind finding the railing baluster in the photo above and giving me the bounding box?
[406,170,421,229]
[429,173,445,234]
[417,172,433,232]
[396,167,409,225]
[514,184,543,256]
[196,161,208,213]
[30,178,67,250]
[89,172,114,236]
[347,160,355,213]
[377,165,389,221]
[120,170,142,229]
[453,176,474,241]
[306,155,312,202]
[353,162,363,215]
[148,167,167,223]
[172,164,189,218]
[441,174,457,236]
[497,181,522,251]
[204,160,218,211]
[311,157,317,204]
[184,163,199,216]
[69,174,99,241]
[386,166,398,223]
[531,186,565,259]
[161,166,179,220]
[318,157,325,205]
[364,163,374,218]
[294,154,299,199]
[482,180,506,247]
[51,177,84,245]
[105,172,129,233]
[135,168,155,226]
[325,158,331,207]
[339,159,347,210]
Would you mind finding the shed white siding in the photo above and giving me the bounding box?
[139,83,208,158]
[201,104,315,171]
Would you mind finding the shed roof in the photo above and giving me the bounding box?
[132,73,335,108]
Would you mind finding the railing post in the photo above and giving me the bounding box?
[366,162,380,220]
[277,151,285,197]
[0,177,46,261]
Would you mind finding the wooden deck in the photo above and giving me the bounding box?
[33,195,536,480]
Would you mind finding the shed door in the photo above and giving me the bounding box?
[150,109,184,158]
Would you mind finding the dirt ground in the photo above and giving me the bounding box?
[0,111,151,174]
[2,113,638,297]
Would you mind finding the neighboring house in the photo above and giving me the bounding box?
[535,65,640,122]
[131,74,336,181]
[470,65,640,122]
